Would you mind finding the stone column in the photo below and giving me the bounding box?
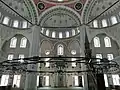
[79,25,88,90]
[24,25,40,90]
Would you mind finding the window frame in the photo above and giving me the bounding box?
[13,20,19,28]
[107,54,114,60]
[0,75,9,86]
[3,17,9,25]
[22,21,27,28]
[10,37,17,48]
[104,36,112,47]
[112,74,120,86]
[12,75,21,88]
[20,37,27,48]
[93,20,98,28]
[111,16,118,25]
[57,44,64,55]
[94,37,101,47]
[102,19,108,27]
[8,54,14,60]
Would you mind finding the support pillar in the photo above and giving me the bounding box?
[24,25,40,90]
[80,25,88,90]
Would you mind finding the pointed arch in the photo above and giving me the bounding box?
[57,44,64,55]
[10,37,17,48]
[20,37,27,48]
[104,37,111,47]
[94,37,100,47]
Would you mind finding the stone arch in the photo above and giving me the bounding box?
[68,40,81,56]
[81,0,96,24]
[1,32,31,50]
[1,34,30,61]
[38,5,81,26]
[40,40,53,56]
[24,0,38,24]
[91,33,119,58]
[54,41,67,56]
[90,31,120,49]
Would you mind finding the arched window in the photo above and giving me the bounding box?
[13,20,19,27]
[52,32,56,38]
[93,20,98,28]
[111,16,118,25]
[59,32,63,38]
[22,21,27,28]
[57,44,64,55]
[0,75,9,86]
[72,29,75,36]
[94,37,100,47]
[3,17,9,25]
[10,37,17,48]
[46,30,49,36]
[66,31,69,38]
[104,37,111,47]
[102,19,108,27]
[13,75,21,87]
[20,37,27,48]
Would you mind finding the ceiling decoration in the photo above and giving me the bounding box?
[90,0,120,18]
[37,2,45,10]
[39,6,81,39]
[0,0,38,28]
[0,0,120,29]
[33,0,87,16]
[0,0,30,21]
[82,0,120,27]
